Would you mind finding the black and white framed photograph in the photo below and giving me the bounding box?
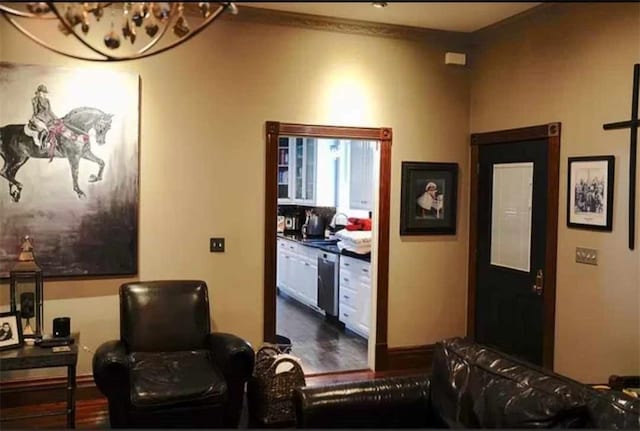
[567,156,615,231]
[0,311,23,351]
[400,161,458,235]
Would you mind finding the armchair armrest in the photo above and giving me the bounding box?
[206,332,255,382]
[294,375,431,428]
[92,340,130,400]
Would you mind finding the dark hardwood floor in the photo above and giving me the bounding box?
[276,291,368,374]
[1,399,109,429]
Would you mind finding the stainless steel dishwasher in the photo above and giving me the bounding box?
[317,252,339,317]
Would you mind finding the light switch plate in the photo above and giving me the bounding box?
[575,247,598,265]
[210,238,225,253]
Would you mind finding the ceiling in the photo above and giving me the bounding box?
[237,2,541,33]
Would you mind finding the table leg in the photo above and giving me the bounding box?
[67,364,76,428]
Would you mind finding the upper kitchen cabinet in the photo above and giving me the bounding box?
[294,137,316,204]
[278,137,317,205]
[278,137,291,201]
[349,141,375,211]
[279,138,338,207]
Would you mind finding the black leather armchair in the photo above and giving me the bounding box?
[92,280,255,428]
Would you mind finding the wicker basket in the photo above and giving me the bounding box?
[248,345,306,426]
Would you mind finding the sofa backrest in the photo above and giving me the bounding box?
[430,337,590,428]
[585,386,639,429]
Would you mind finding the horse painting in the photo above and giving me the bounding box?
[0,107,113,202]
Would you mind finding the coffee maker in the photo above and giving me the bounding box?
[284,215,301,231]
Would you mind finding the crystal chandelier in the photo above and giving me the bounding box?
[0,2,238,61]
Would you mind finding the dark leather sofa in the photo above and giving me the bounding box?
[295,337,639,428]
[92,280,255,428]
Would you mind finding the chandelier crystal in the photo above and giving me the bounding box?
[0,2,238,61]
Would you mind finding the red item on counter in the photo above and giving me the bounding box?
[346,217,372,231]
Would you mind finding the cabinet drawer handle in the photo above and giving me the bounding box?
[362,268,368,273]
[343,313,349,318]
[343,295,350,300]
[305,262,310,267]
[343,278,349,282]
[344,263,350,266]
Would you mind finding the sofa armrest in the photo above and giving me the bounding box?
[92,340,130,400]
[207,332,255,382]
[294,375,431,428]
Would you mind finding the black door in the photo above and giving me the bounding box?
[476,140,548,366]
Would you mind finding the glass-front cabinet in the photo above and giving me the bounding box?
[278,137,291,200]
[278,137,316,204]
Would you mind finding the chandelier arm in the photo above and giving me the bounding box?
[1,13,105,61]
[133,3,230,58]
[134,3,180,56]
[47,2,115,60]
[2,2,235,62]
[0,5,58,19]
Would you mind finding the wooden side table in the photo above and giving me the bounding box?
[0,332,79,428]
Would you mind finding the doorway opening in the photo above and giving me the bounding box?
[264,122,392,375]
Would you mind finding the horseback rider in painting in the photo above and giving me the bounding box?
[29,84,58,150]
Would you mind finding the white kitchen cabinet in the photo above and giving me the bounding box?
[338,255,371,338]
[356,277,371,336]
[349,141,375,211]
[278,138,317,205]
[276,238,320,312]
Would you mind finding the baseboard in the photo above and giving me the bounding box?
[0,374,103,408]
[386,344,435,371]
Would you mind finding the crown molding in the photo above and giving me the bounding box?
[220,5,470,46]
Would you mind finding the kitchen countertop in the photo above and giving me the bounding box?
[277,233,371,262]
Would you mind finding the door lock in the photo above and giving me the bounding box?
[532,269,543,296]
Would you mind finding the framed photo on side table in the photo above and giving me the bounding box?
[0,311,23,351]
[400,162,458,235]
[567,156,615,231]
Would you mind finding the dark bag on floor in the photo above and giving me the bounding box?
[248,344,306,426]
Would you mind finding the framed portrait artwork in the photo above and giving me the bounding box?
[567,156,615,231]
[0,311,23,351]
[400,161,458,235]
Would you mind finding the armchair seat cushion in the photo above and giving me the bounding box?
[129,350,228,408]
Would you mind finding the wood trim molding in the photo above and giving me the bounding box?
[263,122,392,372]
[0,375,102,408]
[542,128,561,369]
[263,121,280,343]
[227,6,469,44]
[466,145,479,339]
[386,344,435,371]
[470,123,560,146]
[466,123,561,370]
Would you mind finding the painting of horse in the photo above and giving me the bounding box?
[1,107,114,202]
[0,62,139,278]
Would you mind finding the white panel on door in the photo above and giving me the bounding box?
[490,162,533,272]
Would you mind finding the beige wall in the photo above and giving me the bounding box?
[0,17,470,377]
[470,2,640,382]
